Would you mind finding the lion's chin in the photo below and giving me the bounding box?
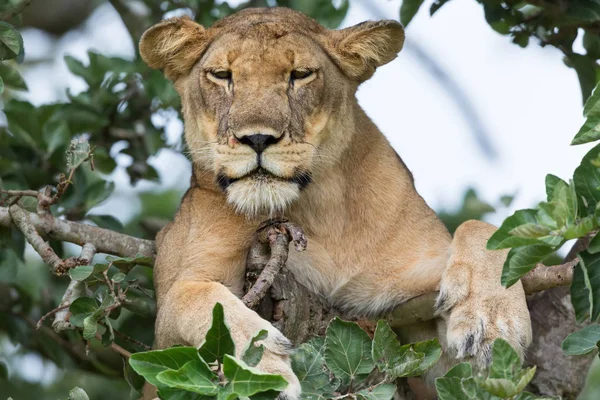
[225,177,300,217]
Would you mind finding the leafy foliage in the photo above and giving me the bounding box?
[435,339,543,400]
[400,0,600,101]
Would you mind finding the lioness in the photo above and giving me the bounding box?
[139,7,532,399]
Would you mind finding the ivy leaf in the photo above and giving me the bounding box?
[197,302,235,364]
[156,359,219,395]
[222,354,288,398]
[129,347,200,387]
[562,324,600,355]
[324,317,375,386]
[242,329,267,367]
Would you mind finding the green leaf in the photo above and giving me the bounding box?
[102,316,114,346]
[156,359,219,395]
[222,354,288,397]
[515,367,537,393]
[400,0,425,26]
[292,342,340,400]
[356,384,397,400]
[197,302,235,364]
[435,377,481,400]
[70,297,98,316]
[430,0,451,16]
[69,265,94,281]
[444,362,472,379]
[82,315,98,340]
[112,272,126,283]
[410,338,442,375]
[84,180,115,210]
[372,320,402,372]
[242,329,267,367]
[129,347,200,387]
[574,143,600,211]
[589,233,600,254]
[568,53,597,103]
[487,209,542,250]
[0,21,23,61]
[545,174,565,200]
[42,119,70,156]
[489,338,521,380]
[572,251,600,322]
[0,62,27,90]
[562,324,600,355]
[87,214,123,231]
[68,387,90,400]
[583,80,600,118]
[480,378,518,397]
[105,254,153,267]
[386,347,424,378]
[508,223,551,239]
[572,116,600,145]
[324,317,375,386]
[0,75,3,94]
[501,244,554,287]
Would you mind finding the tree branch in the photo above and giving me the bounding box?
[54,243,96,332]
[0,206,155,262]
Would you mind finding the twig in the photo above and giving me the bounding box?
[0,0,31,20]
[1,189,39,198]
[0,206,155,261]
[114,328,152,351]
[36,303,71,330]
[242,220,307,309]
[54,243,96,332]
[95,333,132,359]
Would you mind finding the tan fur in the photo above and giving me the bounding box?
[139,7,531,399]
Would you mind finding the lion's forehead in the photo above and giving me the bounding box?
[210,7,325,37]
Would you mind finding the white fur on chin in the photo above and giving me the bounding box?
[225,178,300,217]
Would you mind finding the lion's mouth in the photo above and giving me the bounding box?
[216,169,312,191]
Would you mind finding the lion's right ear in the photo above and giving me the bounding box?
[139,16,209,81]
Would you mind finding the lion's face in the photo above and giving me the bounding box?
[140,8,404,216]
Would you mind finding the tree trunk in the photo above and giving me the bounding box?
[527,286,596,399]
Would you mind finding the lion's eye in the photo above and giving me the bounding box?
[290,70,313,80]
[210,70,232,80]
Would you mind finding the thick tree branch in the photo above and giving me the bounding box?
[0,206,155,262]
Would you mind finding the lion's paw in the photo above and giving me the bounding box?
[435,278,532,367]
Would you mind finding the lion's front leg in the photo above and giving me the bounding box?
[435,220,532,366]
[152,280,301,400]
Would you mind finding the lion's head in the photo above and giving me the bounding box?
[140,7,404,216]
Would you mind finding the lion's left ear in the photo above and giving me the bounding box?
[325,20,405,82]
[139,16,209,81]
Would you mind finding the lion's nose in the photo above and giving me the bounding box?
[237,134,281,153]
